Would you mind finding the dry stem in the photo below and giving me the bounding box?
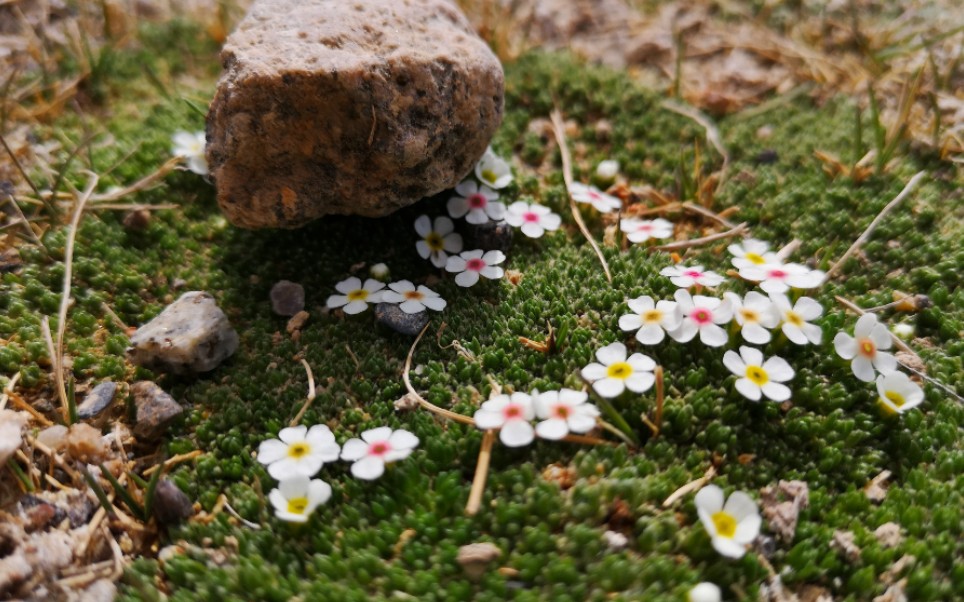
[290,358,318,427]
[650,222,748,252]
[465,429,495,516]
[662,465,717,507]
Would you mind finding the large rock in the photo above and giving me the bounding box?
[206,0,505,229]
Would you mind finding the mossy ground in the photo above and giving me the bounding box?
[1,17,962,602]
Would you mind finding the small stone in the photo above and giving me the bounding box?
[394,393,420,411]
[127,291,239,374]
[65,423,110,464]
[463,220,513,254]
[0,410,27,465]
[76,381,117,420]
[831,529,861,563]
[874,522,903,548]
[286,310,310,333]
[269,280,305,316]
[375,302,431,336]
[152,479,195,526]
[18,495,66,532]
[36,424,68,451]
[602,530,628,551]
[754,149,779,164]
[456,542,500,580]
[131,381,184,440]
[122,209,151,231]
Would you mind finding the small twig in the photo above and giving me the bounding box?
[550,108,612,284]
[660,100,730,182]
[88,156,180,203]
[662,465,717,507]
[0,132,49,212]
[404,324,476,426]
[775,239,801,262]
[223,498,262,529]
[85,202,178,212]
[142,450,203,476]
[0,372,21,411]
[344,344,361,371]
[100,301,131,332]
[650,222,748,252]
[825,171,927,280]
[290,359,318,427]
[465,429,495,515]
[682,201,738,229]
[3,193,46,251]
[864,294,915,313]
[653,366,664,436]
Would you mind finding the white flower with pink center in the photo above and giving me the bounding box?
[447,179,506,224]
[445,249,506,287]
[668,289,733,347]
[570,182,622,213]
[504,201,562,238]
[473,392,536,447]
[739,262,825,294]
[533,389,600,440]
[619,217,674,244]
[474,148,513,189]
[833,313,898,382]
[661,264,725,289]
[340,427,419,480]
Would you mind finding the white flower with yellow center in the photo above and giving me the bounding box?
[257,425,341,480]
[473,392,536,447]
[504,202,562,238]
[448,179,506,224]
[618,295,681,345]
[661,264,725,289]
[340,427,419,480]
[876,372,924,415]
[474,148,513,189]
[326,277,386,314]
[770,293,823,345]
[581,342,656,398]
[445,249,506,287]
[414,215,462,268]
[171,130,208,176]
[668,289,733,347]
[533,389,600,440]
[740,262,825,295]
[268,476,332,523]
[725,291,779,345]
[833,313,898,382]
[688,582,722,602]
[570,182,622,213]
[619,217,674,244]
[728,238,778,270]
[695,484,761,559]
[723,346,795,402]
[380,280,446,314]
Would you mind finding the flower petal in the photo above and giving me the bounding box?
[852,356,876,382]
[335,277,361,294]
[873,351,898,375]
[741,323,771,344]
[447,197,469,219]
[446,256,467,272]
[581,363,607,381]
[567,412,597,434]
[635,324,665,345]
[455,270,480,287]
[535,418,569,440]
[834,333,857,359]
[257,439,288,465]
[711,536,747,558]
[351,456,385,480]
[625,372,655,393]
[342,299,369,314]
[278,426,307,444]
[389,429,419,451]
[618,314,643,332]
[761,382,791,402]
[414,215,432,237]
[500,419,534,447]
[627,353,656,371]
[443,233,463,253]
[699,324,729,347]
[592,377,625,398]
[735,378,762,401]
[596,342,627,366]
[695,484,724,513]
[340,438,368,461]
[722,351,746,377]
[474,408,505,430]
[762,356,794,381]
[479,266,504,280]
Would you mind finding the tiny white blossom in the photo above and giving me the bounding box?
[891,323,914,340]
[688,582,722,602]
[340,427,419,480]
[380,280,446,314]
[619,217,674,244]
[445,249,505,287]
[725,291,780,345]
[257,425,341,480]
[618,295,681,345]
[833,313,898,382]
[581,342,656,398]
[695,485,761,559]
[171,130,208,175]
[414,215,463,268]
[728,239,779,270]
[326,277,385,314]
[369,263,390,281]
[669,290,733,347]
[268,476,332,523]
[533,389,600,440]
[661,264,725,289]
[448,180,505,224]
[723,346,795,402]
[504,202,562,238]
[770,293,823,345]
[473,392,535,447]
[595,159,620,181]
[740,262,825,294]
[475,148,513,189]
[876,372,924,415]
[570,182,622,213]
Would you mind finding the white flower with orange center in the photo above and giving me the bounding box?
[723,346,795,402]
[770,293,823,345]
[619,217,674,244]
[414,215,462,268]
[447,179,506,224]
[833,313,898,382]
[876,372,924,415]
[725,291,779,345]
[740,262,825,294]
[580,342,656,398]
[504,202,562,238]
[728,238,779,270]
[570,182,622,213]
[445,249,506,287]
[661,264,725,289]
[695,485,761,559]
[340,427,419,480]
[474,148,513,189]
[268,476,332,523]
[171,130,208,175]
[473,392,536,447]
[380,280,446,314]
[533,389,600,440]
[257,425,341,480]
[668,289,733,347]
[618,295,681,345]
[326,277,386,314]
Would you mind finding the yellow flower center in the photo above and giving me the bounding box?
[481,169,498,183]
[711,511,737,539]
[858,338,876,357]
[347,289,368,302]
[885,390,905,408]
[287,496,309,515]
[643,309,663,323]
[606,362,632,380]
[746,365,769,386]
[745,252,766,264]
[425,232,444,251]
[287,442,310,458]
[785,310,803,327]
[739,308,759,323]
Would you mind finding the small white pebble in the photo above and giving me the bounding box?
[602,530,628,551]
[369,262,390,281]
[595,159,619,181]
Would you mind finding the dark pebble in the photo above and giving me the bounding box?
[753,149,779,164]
[270,280,305,316]
[463,220,513,253]
[19,495,67,532]
[131,381,184,440]
[77,381,117,420]
[375,302,430,336]
[152,479,194,526]
[122,209,151,231]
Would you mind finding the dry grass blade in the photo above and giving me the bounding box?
[88,156,180,203]
[650,222,748,252]
[465,429,495,516]
[290,358,318,427]
[404,324,476,426]
[662,465,717,507]
[661,100,730,182]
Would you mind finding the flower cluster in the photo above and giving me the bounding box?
[473,388,600,447]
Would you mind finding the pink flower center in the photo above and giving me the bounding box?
[503,404,523,420]
[368,441,390,457]
[684,270,703,278]
[466,258,486,271]
[637,224,653,232]
[523,212,539,223]
[768,268,787,279]
[691,308,713,324]
[468,194,487,209]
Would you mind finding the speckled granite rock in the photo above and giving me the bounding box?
[206,0,504,229]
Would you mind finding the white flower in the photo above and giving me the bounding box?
[473,392,535,447]
[380,280,446,314]
[447,180,506,224]
[728,239,779,270]
[569,182,622,213]
[504,202,562,238]
[257,425,341,480]
[326,277,385,314]
[340,427,419,480]
[695,484,761,559]
[770,293,823,345]
[618,295,681,345]
[268,476,332,523]
[833,313,898,382]
[723,346,795,402]
[688,582,722,602]
[445,249,505,287]
[474,148,513,189]
[369,263,390,281]
[171,130,208,175]
[725,291,779,345]
[619,217,674,244]
[669,290,733,347]
[595,159,620,181]
[580,342,656,398]
[660,264,725,289]
[533,389,600,440]
[891,323,914,340]
[876,372,924,415]
[414,215,463,268]
[740,262,825,294]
